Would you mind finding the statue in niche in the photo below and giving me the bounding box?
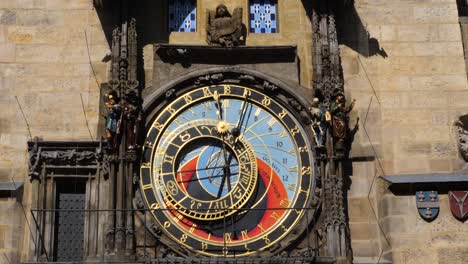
[103,92,122,150]
[121,92,141,152]
[310,97,327,147]
[207,4,245,47]
[455,117,468,161]
[330,92,357,155]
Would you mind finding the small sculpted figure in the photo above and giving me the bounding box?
[122,94,141,151]
[330,93,356,153]
[207,4,244,47]
[104,93,122,150]
[310,98,326,147]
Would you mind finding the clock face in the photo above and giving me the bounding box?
[140,84,315,257]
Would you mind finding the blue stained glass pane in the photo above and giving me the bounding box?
[249,0,278,34]
[168,0,197,32]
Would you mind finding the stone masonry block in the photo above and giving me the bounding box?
[0,43,15,62]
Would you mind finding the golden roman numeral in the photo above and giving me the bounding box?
[280,199,290,208]
[241,230,249,240]
[267,118,276,127]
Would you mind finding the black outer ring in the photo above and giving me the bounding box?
[139,68,321,257]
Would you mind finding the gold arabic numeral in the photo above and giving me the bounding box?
[278,110,287,119]
[298,146,308,153]
[281,225,289,232]
[152,122,163,130]
[291,126,300,136]
[263,235,271,245]
[141,162,151,168]
[150,203,160,213]
[223,247,228,255]
[241,230,249,240]
[179,131,191,142]
[224,85,231,94]
[224,232,233,243]
[166,180,179,196]
[288,183,297,192]
[270,212,281,221]
[280,199,290,209]
[233,187,244,199]
[203,87,213,97]
[243,89,252,97]
[183,94,193,103]
[163,155,174,164]
[201,242,208,252]
[261,97,271,106]
[301,166,312,177]
[180,234,188,243]
[144,141,154,149]
[163,221,171,228]
[167,107,176,115]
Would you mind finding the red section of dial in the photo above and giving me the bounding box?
[176,157,198,191]
[171,157,288,243]
[245,158,288,238]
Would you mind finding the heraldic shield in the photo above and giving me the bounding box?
[416,191,439,221]
[449,191,468,221]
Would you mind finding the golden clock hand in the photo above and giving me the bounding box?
[177,164,237,174]
[232,93,250,140]
[177,172,239,184]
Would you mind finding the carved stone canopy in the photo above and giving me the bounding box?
[27,138,108,182]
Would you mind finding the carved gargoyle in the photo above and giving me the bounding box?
[207,4,245,47]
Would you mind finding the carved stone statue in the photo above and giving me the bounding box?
[330,92,356,154]
[103,92,122,150]
[455,120,468,161]
[207,4,244,47]
[310,98,326,147]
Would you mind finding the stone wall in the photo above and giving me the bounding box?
[341,0,468,263]
[0,0,109,262]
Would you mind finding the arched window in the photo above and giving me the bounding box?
[168,0,197,32]
[249,0,278,33]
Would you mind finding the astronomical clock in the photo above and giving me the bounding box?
[139,74,321,257]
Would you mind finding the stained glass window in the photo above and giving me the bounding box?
[249,0,278,33]
[168,0,197,32]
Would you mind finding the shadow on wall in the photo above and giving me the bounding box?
[336,0,388,58]
[94,0,173,93]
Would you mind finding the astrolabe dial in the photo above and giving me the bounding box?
[140,84,315,257]
[154,121,258,220]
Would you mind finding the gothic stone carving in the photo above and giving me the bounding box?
[207,4,245,47]
[28,138,104,182]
